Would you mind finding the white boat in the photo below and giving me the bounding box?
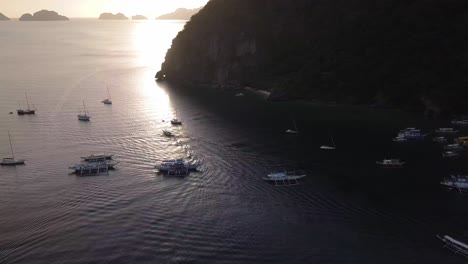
[162,130,174,137]
[376,159,405,168]
[155,159,199,175]
[17,92,36,115]
[77,100,91,121]
[442,151,460,158]
[444,143,464,151]
[451,119,468,126]
[264,171,306,185]
[436,235,468,258]
[235,92,245,97]
[435,128,458,134]
[69,161,117,175]
[101,86,112,105]
[440,175,468,192]
[285,120,299,134]
[433,136,448,143]
[80,153,114,161]
[0,131,25,166]
[320,134,336,150]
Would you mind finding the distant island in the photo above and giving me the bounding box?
[156,7,202,20]
[0,12,10,21]
[132,15,147,20]
[99,13,128,20]
[19,10,69,21]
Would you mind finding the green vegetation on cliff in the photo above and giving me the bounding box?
[157,0,468,115]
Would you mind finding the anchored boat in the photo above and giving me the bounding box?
[285,119,299,134]
[264,171,306,186]
[69,160,117,175]
[17,92,36,115]
[442,151,460,158]
[440,175,468,192]
[163,130,174,137]
[80,153,114,162]
[77,100,91,121]
[0,131,25,166]
[320,134,336,150]
[101,86,112,105]
[435,128,458,134]
[376,159,405,168]
[433,136,448,143]
[444,144,464,151]
[436,235,468,258]
[155,159,199,175]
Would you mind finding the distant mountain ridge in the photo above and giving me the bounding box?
[19,10,69,21]
[132,15,147,20]
[157,7,202,20]
[157,0,468,115]
[99,13,128,20]
[0,12,10,21]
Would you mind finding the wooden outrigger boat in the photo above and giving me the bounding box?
[436,235,468,259]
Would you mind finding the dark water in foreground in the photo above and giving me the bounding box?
[0,20,467,264]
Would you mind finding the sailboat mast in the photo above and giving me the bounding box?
[25,92,30,110]
[293,120,298,131]
[107,86,111,100]
[330,134,335,147]
[82,100,87,115]
[8,131,15,160]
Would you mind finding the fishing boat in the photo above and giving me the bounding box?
[433,136,448,143]
[376,159,405,168]
[440,175,468,192]
[17,92,36,115]
[436,235,468,258]
[320,134,336,150]
[263,171,306,186]
[442,151,460,158]
[162,130,174,137]
[444,143,464,151]
[77,100,91,121]
[435,128,458,134]
[285,120,299,134]
[101,86,112,105]
[0,131,25,166]
[80,153,114,162]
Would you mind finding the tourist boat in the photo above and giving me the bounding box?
[320,134,336,150]
[442,151,460,158]
[435,128,458,134]
[285,120,299,134]
[440,175,468,192]
[444,144,464,151]
[263,171,306,185]
[69,160,117,175]
[436,235,468,258]
[155,159,199,175]
[17,92,36,115]
[101,86,112,105]
[80,153,114,162]
[77,100,91,121]
[433,136,448,143]
[0,131,25,166]
[376,159,405,168]
[163,130,173,137]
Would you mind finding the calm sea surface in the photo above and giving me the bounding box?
[0,19,467,264]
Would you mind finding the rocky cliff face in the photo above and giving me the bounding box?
[0,12,10,21]
[157,0,468,114]
[19,10,69,21]
[156,8,202,20]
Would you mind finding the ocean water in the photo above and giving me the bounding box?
[0,19,467,264]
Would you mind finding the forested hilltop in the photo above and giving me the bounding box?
[157,0,468,115]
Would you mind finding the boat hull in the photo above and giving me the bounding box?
[0,159,25,166]
[17,110,35,115]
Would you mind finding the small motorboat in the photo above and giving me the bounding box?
[376,159,405,168]
[442,151,460,158]
[171,118,182,125]
[0,131,25,166]
[436,235,468,258]
[9,112,13,115]
[435,128,458,134]
[80,153,114,162]
[163,130,174,137]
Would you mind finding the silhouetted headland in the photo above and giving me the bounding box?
[0,12,10,21]
[99,13,128,20]
[132,15,147,20]
[156,0,468,116]
[156,7,202,20]
[19,10,69,21]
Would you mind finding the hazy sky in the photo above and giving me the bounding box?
[0,0,209,18]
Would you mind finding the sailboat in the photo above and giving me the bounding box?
[101,86,112,105]
[285,120,299,134]
[320,134,336,150]
[77,100,91,121]
[17,92,36,115]
[1,131,25,165]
